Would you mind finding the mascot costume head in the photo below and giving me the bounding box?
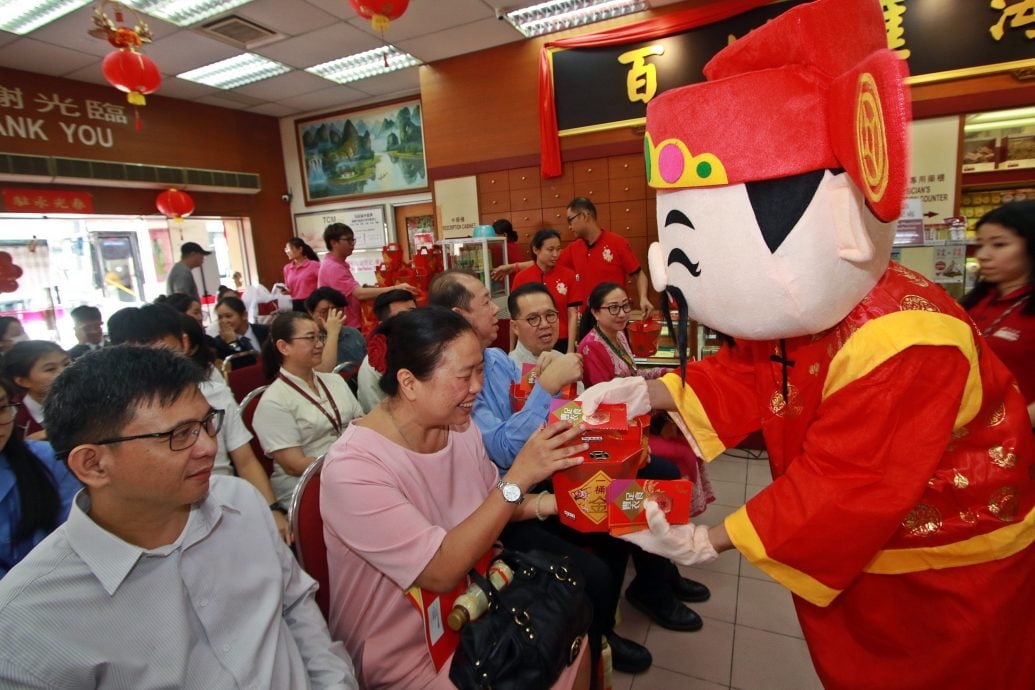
[645,0,910,366]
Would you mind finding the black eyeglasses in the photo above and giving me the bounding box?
[566,212,582,224]
[520,310,559,327]
[94,409,224,452]
[0,403,18,424]
[603,302,633,316]
[289,333,329,344]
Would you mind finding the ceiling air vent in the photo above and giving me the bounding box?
[200,15,282,49]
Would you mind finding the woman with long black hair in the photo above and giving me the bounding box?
[0,379,80,577]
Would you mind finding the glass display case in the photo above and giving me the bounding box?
[436,236,509,299]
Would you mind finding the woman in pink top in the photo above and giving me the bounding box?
[321,307,591,689]
[283,237,321,312]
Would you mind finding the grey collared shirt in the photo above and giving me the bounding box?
[0,476,357,690]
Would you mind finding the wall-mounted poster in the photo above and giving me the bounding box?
[294,206,388,253]
[296,98,427,204]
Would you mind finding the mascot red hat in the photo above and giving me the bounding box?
[645,0,908,221]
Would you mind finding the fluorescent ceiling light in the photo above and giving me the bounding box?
[122,0,252,27]
[504,0,648,38]
[178,53,289,89]
[0,0,90,35]
[307,46,421,85]
[964,118,1035,134]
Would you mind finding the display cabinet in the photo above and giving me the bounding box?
[436,236,509,299]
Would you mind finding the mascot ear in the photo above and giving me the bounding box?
[647,242,669,292]
[831,176,875,263]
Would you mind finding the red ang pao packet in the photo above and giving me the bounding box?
[606,479,692,537]
[548,400,628,431]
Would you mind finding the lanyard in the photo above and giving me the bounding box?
[278,373,343,435]
[595,327,637,374]
[980,294,1029,338]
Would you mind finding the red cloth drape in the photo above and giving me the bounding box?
[538,0,772,178]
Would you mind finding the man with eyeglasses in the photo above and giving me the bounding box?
[508,283,579,393]
[318,223,418,330]
[493,197,654,319]
[0,346,358,689]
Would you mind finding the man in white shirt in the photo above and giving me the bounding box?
[0,345,357,689]
[508,282,565,368]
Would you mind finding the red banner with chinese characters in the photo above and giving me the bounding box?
[2,188,94,213]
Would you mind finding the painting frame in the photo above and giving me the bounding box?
[295,97,428,206]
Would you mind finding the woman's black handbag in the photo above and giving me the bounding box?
[449,550,593,690]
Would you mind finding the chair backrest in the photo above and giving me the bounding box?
[226,360,268,403]
[221,350,261,376]
[290,455,329,620]
[239,384,272,476]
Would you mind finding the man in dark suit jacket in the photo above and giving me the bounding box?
[67,305,104,360]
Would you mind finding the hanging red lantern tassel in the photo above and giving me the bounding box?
[156,188,195,222]
[103,49,161,107]
[348,0,409,35]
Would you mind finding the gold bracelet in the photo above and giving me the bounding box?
[534,492,548,521]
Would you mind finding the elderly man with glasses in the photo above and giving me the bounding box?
[508,283,580,397]
[0,345,357,689]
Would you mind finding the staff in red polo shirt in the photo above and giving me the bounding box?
[494,197,653,319]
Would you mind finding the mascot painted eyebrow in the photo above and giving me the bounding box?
[578,0,1035,687]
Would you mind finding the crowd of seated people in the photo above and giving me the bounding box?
[0,263,730,690]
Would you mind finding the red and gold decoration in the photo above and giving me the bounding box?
[347,0,409,34]
[90,1,159,129]
[2,189,94,214]
[0,251,23,294]
[155,188,195,222]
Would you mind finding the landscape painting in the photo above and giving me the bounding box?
[296,99,427,203]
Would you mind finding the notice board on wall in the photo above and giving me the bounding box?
[294,205,388,253]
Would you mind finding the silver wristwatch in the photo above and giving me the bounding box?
[497,480,523,504]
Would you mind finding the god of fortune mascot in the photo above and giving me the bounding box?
[578,0,1035,687]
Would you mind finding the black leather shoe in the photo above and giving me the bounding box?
[606,633,652,674]
[672,576,711,603]
[625,585,703,631]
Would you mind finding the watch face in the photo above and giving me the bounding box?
[500,482,522,503]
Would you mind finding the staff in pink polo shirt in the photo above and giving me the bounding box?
[283,237,321,312]
[317,223,418,329]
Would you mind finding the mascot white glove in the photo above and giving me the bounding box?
[619,500,718,567]
[577,377,651,419]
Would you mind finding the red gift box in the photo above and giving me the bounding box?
[606,479,692,537]
[509,363,576,412]
[549,401,649,532]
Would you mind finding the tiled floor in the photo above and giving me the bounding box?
[610,451,825,690]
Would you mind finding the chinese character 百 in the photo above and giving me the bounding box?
[85,100,128,125]
[617,45,665,105]
[34,93,80,117]
[0,86,24,110]
[990,0,1035,40]
[881,1,911,59]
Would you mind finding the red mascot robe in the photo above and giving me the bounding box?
[662,263,1035,690]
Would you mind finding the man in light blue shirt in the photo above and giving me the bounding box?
[0,346,357,689]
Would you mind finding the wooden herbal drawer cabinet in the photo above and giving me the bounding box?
[510,208,543,228]
[608,154,645,180]
[573,158,609,183]
[541,179,574,207]
[477,171,509,193]
[509,166,540,190]
[608,200,647,237]
[478,189,511,214]
[608,176,647,202]
[510,186,542,212]
[542,206,569,229]
[576,184,610,205]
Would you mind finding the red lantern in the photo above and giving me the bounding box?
[156,188,194,221]
[0,251,22,294]
[348,0,409,33]
[103,48,160,107]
